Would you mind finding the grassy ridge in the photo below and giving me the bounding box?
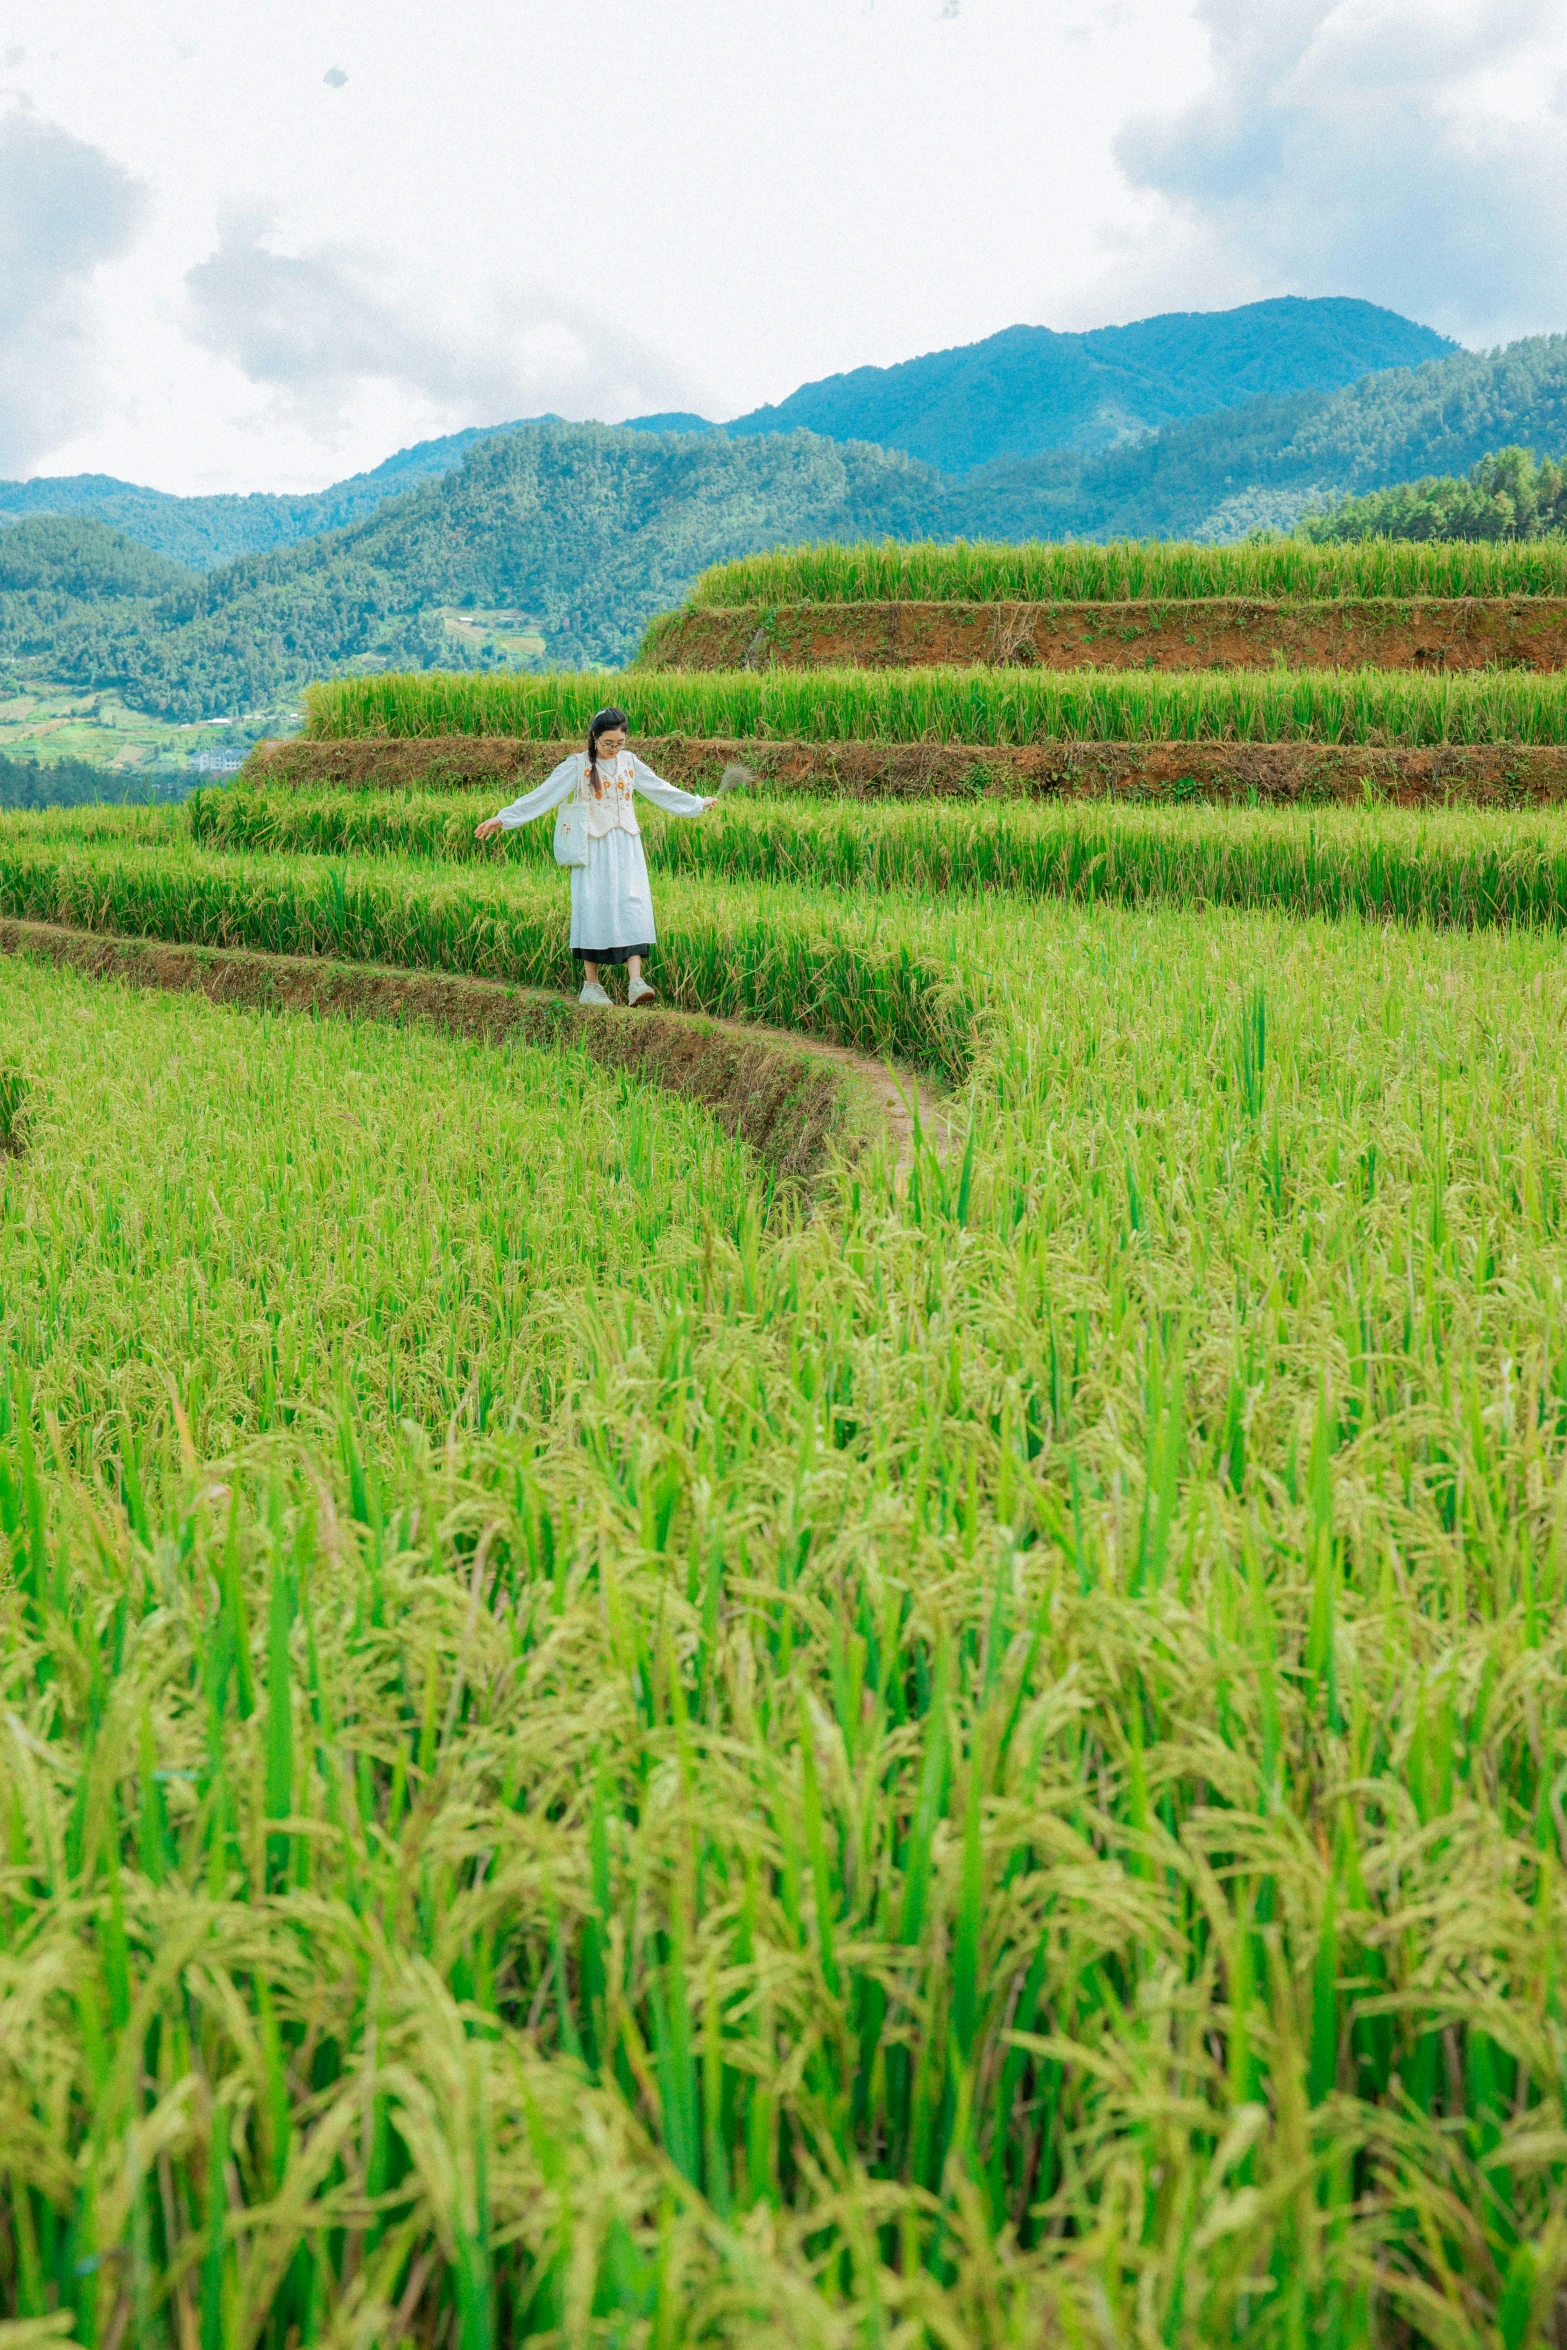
[0,837,982,1078]
[191,784,1567,931]
[10,898,1567,2338]
[688,533,1567,605]
[306,662,1567,746]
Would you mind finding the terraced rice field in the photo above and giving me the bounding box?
[5,538,1567,2347]
[306,664,1567,747]
[191,778,1567,928]
[688,535,1567,603]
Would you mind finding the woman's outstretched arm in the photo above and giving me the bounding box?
[475,755,578,840]
[630,757,712,817]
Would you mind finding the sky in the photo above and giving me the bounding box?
[3,0,1566,496]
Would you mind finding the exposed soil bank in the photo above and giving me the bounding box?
[646,599,1567,673]
[249,733,1567,808]
[0,919,924,1190]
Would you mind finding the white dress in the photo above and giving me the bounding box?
[492,750,708,959]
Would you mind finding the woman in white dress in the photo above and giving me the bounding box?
[474,705,714,1006]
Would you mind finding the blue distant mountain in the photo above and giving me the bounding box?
[0,421,561,571]
[625,297,1456,477]
[1,301,1453,572]
[955,333,1567,543]
[620,412,720,436]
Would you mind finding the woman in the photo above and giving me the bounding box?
[474,706,713,1006]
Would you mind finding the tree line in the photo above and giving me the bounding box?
[1303,447,1567,543]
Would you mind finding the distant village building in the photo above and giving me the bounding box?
[188,747,247,775]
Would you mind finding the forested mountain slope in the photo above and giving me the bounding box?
[0,422,544,570]
[709,297,1454,475]
[1302,446,1567,542]
[12,334,1567,729]
[36,423,942,718]
[2,298,1449,567]
[968,335,1567,540]
[0,516,192,606]
[0,516,196,674]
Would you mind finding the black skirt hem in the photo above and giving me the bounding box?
[572,944,652,965]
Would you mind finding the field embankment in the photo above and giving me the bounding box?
[251,726,1567,806]
[0,916,895,1189]
[644,595,1567,673]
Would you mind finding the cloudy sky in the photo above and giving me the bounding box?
[3,0,1565,494]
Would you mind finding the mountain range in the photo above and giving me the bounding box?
[0,296,1451,574]
[3,297,1567,746]
[629,297,1455,475]
[958,332,1567,543]
[0,425,526,573]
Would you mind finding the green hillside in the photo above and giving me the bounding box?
[1303,445,1567,542]
[711,296,1454,474]
[33,423,943,721]
[0,521,210,771]
[0,421,546,571]
[7,300,1449,572]
[969,333,1567,539]
[0,517,301,770]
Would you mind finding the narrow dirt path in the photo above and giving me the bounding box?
[0,918,951,1190]
[670,1004,950,1170]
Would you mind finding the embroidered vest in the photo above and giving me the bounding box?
[578,752,641,838]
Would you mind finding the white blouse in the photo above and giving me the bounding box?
[493,751,707,840]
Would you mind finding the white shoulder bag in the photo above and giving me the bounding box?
[553,758,589,867]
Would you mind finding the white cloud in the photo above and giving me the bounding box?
[184,210,701,439]
[28,0,1566,491]
[1106,0,1567,344]
[0,106,148,473]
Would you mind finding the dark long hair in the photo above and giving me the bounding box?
[586,706,629,800]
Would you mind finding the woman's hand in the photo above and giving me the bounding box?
[474,816,505,842]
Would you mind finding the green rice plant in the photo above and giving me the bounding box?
[6,886,1567,2340]
[0,837,986,1078]
[0,1059,32,1152]
[0,799,187,849]
[0,958,756,1458]
[687,532,1567,604]
[305,661,1567,746]
[186,784,1567,935]
[189,784,514,864]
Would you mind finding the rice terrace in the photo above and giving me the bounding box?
[15,515,1567,2350]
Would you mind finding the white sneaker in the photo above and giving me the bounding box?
[627,977,657,1007]
[578,981,612,1007]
